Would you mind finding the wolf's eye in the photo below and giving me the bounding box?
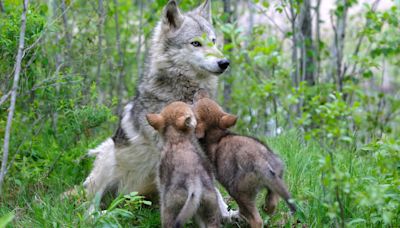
[191,41,202,47]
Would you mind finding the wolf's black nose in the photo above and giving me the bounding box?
[217,59,230,70]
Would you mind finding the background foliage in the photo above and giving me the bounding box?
[0,0,399,227]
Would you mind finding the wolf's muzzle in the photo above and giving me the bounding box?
[217,59,230,71]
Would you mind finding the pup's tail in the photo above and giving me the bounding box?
[263,163,297,214]
[173,179,202,228]
[271,177,297,213]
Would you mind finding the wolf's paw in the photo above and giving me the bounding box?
[222,209,243,224]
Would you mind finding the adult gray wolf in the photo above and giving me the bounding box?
[146,102,220,228]
[192,91,296,228]
[83,0,232,216]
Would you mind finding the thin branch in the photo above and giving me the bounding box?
[348,0,381,77]
[0,0,29,193]
[250,2,286,35]
[5,116,45,177]
[23,0,73,55]
[0,91,11,107]
[2,0,74,84]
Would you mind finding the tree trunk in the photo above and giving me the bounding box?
[51,0,62,136]
[0,0,5,13]
[96,0,105,104]
[60,0,72,66]
[0,0,29,193]
[287,0,300,124]
[314,0,321,82]
[288,0,299,89]
[332,0,348,92]
[299,0,315,86]
[223,0,233,111]
[113,0,125,114]
[245,0,254,48]
[135,0,144,80]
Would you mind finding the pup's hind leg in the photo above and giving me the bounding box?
[263,188,280,214]
[161,208,176,228]
[198,190,221,228]
[193,214,206,228]
[233,194,263,228]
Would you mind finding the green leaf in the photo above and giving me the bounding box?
[0,212,14,228]
[347,218,366,226]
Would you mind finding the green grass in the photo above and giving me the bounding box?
[0,131,398,227]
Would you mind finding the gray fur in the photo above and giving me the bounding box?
[146,102,220,228]
[193,94,297,228]
[84,0,233,217]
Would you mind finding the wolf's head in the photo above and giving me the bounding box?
[151,0,230,79]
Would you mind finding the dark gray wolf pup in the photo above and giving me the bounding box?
[83,0,233,216]
[146,101,220,228]
[193,91,297,228]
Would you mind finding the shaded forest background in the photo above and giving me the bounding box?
[0,0,399,227]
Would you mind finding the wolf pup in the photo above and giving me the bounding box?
[192,91,296,228]
[146,102,220,228]
[83,0,233,216]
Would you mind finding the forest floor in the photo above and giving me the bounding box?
[0,130,388,227]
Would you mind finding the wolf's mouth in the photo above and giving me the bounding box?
[204,68,227,75]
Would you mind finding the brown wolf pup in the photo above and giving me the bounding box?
[146,101,220,228]
[192,91,296,228]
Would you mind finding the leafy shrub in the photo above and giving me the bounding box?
[90,192,152,228]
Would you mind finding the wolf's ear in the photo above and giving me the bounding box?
[194,0,212,23]
[177,115,196,131]
[163,0,184,29]
[219,114,237,129]
[193,89,210,102]
[195,122,206,139]
[146,113,165,131]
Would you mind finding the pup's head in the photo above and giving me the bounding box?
[153,0,230,77]
[146,102,197,135]
[193,90,237,138]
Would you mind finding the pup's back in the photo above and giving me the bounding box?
[146,102,220,228]
[193,93,296,228]
[215,133,285,186]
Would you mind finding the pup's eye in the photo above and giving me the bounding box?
[191,41,202,47]
[212,38,216,44]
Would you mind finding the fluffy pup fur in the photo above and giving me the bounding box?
[146,102,220,228]
[192,91,297,228]
[83,0,234,217]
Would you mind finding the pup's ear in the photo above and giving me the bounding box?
[177,115,196,131]
[163,0,184,29]
[195,122,206,139]
[146,113,165,131]
[193,89,210,102]
[219,114,237,129]
[194,0,211,23]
